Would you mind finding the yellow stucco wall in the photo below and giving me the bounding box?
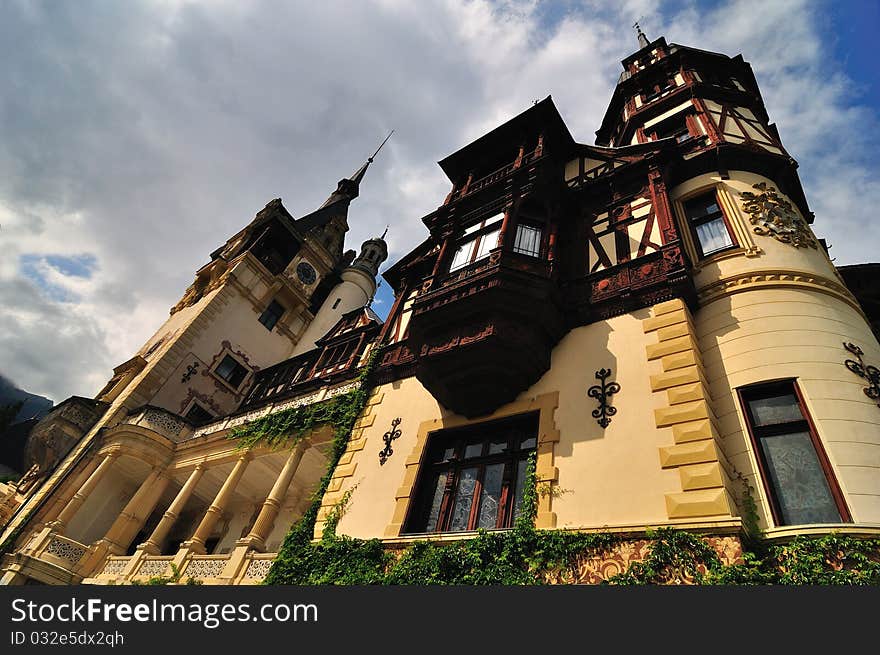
[672,170,880,527]
[334,311,689,540]
[149,259,306,418]
[695,287,880,526]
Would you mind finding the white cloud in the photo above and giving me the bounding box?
[0,0,876,402]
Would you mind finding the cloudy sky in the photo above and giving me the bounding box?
[1,0,878,404]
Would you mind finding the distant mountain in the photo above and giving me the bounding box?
[0,374,53,423]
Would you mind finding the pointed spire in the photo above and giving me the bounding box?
[380,225,389,240]
[350,130,394,185]
[318,131,394,209]
[634,21,649,48]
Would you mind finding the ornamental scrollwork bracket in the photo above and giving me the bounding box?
[181,362,199,383]
[739,182,817,249]
[587,368,621,428]
[379,417,402,465]
[843,342,880,407]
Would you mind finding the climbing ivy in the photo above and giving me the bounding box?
[130,562,202,586]
[227,347,880,586]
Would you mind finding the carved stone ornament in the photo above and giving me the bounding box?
[739,182,817,249]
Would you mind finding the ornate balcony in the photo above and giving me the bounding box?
[407,250,564,418]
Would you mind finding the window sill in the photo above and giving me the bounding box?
[393,528,516,543]
[761,523,877,543]
[693,245,745,270]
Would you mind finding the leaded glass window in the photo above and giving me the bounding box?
[740,381,848,526]
[404,412,538,534]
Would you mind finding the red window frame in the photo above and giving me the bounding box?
[403,412,538,534]
[738,379,850,526]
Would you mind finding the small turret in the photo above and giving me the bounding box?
[350,229,389,278]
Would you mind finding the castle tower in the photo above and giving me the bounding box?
[588,30,880,529]
[0,154,385,560]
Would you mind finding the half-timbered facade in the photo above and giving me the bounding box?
[2,31,879,585]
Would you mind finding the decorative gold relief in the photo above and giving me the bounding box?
[739,183,817,249]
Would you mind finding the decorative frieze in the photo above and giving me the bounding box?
[697,270,861,315]
[326,382,359,398]
[541,535,742,584]
[139,408,187,440]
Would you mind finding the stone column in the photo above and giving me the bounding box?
[186,454,250,554]
[41,456,102,525]
[50,450,120,531]
[101,468,171,554]
[140,463,206,555]
[240,445,306,551]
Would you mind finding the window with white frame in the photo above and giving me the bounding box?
[448,213,504,271]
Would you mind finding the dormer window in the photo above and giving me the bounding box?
[448,213,504,272]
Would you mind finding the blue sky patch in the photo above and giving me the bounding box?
[19,253,97,301]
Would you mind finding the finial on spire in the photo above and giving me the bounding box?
[380,225,389,240]
[634,21,649,48]
[368,130,394,163]
[349,130,394,186]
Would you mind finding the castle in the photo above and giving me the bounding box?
[2,29,879,585]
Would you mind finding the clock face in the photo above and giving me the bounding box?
[296,261,317,285]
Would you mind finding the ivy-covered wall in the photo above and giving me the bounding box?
[229,348,880,586]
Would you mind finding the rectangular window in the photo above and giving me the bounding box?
[315,339,359,376]
[404,413,538,534]
[214,354,249,389]
[739,381,849,526]
[449,213,504,272]
[184,402,214,426]
[652,115,690,143]
[513,223,543,257]
[258,299,286,331]
[683,191,736,257]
